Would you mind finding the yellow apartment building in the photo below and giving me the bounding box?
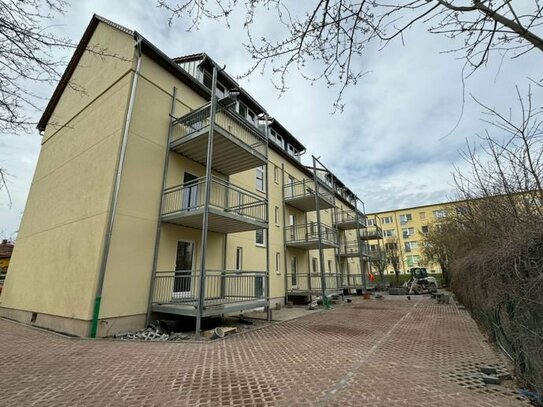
[0,16,372,338]
[367,202,454,275]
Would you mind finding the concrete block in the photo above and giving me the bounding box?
[480,366,497,375]
[481,374,501,385]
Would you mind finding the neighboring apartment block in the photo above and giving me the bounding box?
[0,16,372,337]
[367,202,453,275]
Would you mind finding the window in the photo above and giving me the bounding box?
[274,165,279,184]
[385,242,398,250]
[235,247,243,270]
[421,225,429,234]
[382,216,393,224]
[406,255,421,267]
[456,206,468,215]
[247,110,257,126]
[419,212,426,220]
[274,206,280,226]
[256,166,265,191]
[287,144,299,159]
[383,229,395,237]
[285,175,295,198]
[402,227,415,238]
[328,260,333,272]
[238,101,248,118]
[275,252,281,274]
[269,128,284,148]
[366,218,375,226]
[256,229,266,246]
[433,209,447,219]
[369,244,377,252]
[275,133,284,149]
[404,241,418,252]
[399,214,412,224]
[312,257,318,272]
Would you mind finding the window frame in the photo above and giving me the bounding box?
[256,166,265,192]
[255,229,266,247]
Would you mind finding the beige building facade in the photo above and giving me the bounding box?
[367,202,454,275]
[0,16,371,337]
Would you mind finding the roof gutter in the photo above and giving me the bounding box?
[90,32,143,338]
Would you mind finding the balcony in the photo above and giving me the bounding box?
[360,225,383,240]
[284,179,334,212]
[286,273,340,296]
[151,270,268,317]
[337,241,370,258]
[340,273,365,289]
[171,104,267,175]
[162,176,268,233]
[285,223,338,249]
[334,209,366,230]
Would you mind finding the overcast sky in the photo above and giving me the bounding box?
[0,1,542,237]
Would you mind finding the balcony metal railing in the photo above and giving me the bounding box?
[285,223,338,247]
[286,273,340,293]
[360,225,383,240]
[340,274,365,287]
[338,241,370,257]
[172,104,267,157]
[284,179,334,204]
[334,209,366,227]
[152,270,267,306]
[162,176,267,224]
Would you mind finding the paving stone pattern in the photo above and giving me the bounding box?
[0,297,529,406]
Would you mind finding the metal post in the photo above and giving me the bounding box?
[146,86,177,326]
[355,198,368,293]
[331,178,343,302]
[263,115,271,321]
[281,163,289,305]
[312,156,328,308]
[196,66,218,338]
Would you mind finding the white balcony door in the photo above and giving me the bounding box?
[182,172,199,211]
[290,256,298,288]
[289,214,296,240]
[286,176,295,198]
[173,240,195,299]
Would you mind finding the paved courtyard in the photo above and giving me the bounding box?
[0,295,529,406]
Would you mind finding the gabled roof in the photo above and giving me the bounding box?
[37,15,211,131]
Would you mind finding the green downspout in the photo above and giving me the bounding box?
[90,33,143,338]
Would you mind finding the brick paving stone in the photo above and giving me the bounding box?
[0,296,529,406]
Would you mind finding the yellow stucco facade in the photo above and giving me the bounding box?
[0,16,369,337]
[368,202,454,275]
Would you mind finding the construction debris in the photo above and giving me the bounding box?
[203,326,238,339]
[115,325,189,341]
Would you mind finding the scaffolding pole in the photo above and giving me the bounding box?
[196,66,218,339]
[355,198,368,293]
[312,156,328,308]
